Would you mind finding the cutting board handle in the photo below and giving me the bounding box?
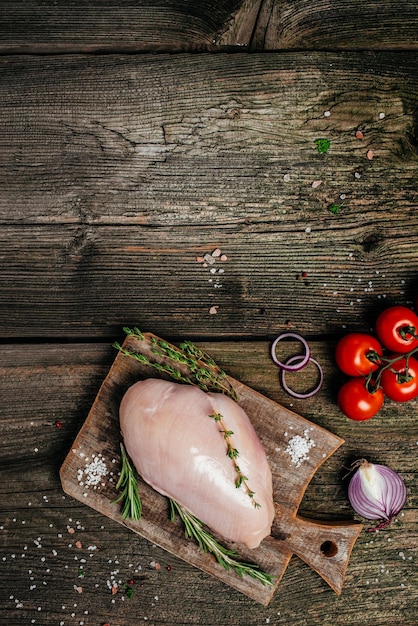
[273,504,363,594]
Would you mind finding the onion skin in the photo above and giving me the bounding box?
[348,460,407,530]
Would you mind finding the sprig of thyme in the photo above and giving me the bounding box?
[114,328,237,400]
[169,500,274,586]
[112,443,142,521]
[210,412,260,508]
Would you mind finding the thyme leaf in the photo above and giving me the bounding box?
[315,137,331,154]
[169,500,274,586]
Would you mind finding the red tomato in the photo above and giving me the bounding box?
[335,333,383,376]
[337,378,384,421]
[375,306,418,353]
[380,355,418,402]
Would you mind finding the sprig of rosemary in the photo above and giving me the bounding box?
[169,500,274,586]
[210,412,260,508]
[112,443,142,521]
[112,443,273,586]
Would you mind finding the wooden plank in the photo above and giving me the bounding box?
[1,53,416,225]
[0,52,417,338]
[1,1,418,52]
[239,0,418,51]
[1,221,417,338]
[1,341,417,623]
[0,0,239,53]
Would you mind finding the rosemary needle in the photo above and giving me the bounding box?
[112,443,142,521]
[169,500,274,586]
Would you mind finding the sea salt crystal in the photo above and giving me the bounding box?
[203,253,216,265]
[78,454,108,489]
[285,430,315,467]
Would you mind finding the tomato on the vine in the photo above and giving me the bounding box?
[375,305,418,353]
[335,333,383,376]
[380,355,418,402]
[337,378,384,421]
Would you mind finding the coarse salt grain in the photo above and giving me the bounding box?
[285,430,315,468]
[78,454,108,490]
[203,253,216,265]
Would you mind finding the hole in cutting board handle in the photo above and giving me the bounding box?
[320,540,338,558]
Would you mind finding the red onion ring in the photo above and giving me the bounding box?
[270,333,311,371]
[280,354,324,399]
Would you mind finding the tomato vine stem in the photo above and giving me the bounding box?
[366,344,418,393]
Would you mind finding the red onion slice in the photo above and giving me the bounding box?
[280,355,324,399]
[270,333,311,371]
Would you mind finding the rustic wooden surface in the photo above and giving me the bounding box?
[1,1,417,624]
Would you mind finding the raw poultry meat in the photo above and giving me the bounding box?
[120,378,275,549]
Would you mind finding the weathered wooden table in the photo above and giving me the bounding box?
[1,2,417,624]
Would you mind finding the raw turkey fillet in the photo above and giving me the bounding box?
[120,378,275,549]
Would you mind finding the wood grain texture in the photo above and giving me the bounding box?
[0,0,241,53]
[1,1,418,52]
[1,341,417,624]
[1,1,418,622]
[241,0,418,51]
[1,52,417,339]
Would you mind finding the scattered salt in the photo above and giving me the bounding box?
[285,430,315,467]
[77,453,108,490]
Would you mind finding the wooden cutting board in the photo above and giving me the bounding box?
[60,332,362,605]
